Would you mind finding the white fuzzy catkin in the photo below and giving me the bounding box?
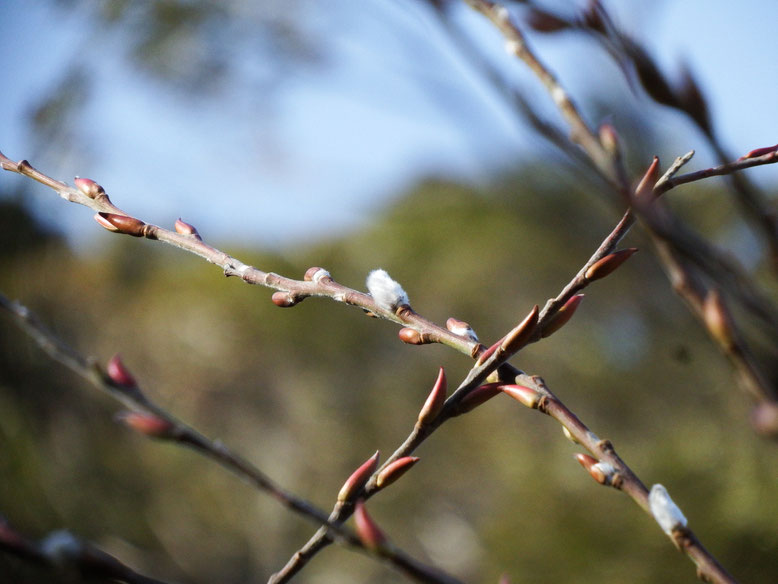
[649,484,688,535]
[366,269,409,310]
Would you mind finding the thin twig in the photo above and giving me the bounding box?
[0,292,463,584]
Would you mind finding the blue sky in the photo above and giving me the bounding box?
[1,1,776,249]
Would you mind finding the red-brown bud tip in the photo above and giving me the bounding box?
[174,218,200,237]
[93,213,119,232]
[354,501,387,550]
[635,156,661,201]
[585,248,638,282]
[500,304,540,354]
[106,354,137,388]
[376,456,420,488]
[417,367,447,426]
[455,383,501,415]
[398,327,426,345]
[703,289,736,350]
[738,144,778,161]
[96,213,146,237]
[74,177,105,199]
[118,411,175,438]
[541,294,584,338]
[500,384,540,409]
[338,451,380,503]
[271,291,298,307]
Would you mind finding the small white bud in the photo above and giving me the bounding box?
[649,484,687,535]
[366,269,409,311]
[592,461,616,478]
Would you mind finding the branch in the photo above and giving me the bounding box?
[0,292,463,584]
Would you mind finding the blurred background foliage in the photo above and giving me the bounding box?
[2,1,778,583]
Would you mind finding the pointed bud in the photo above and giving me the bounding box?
[338,451,379,503]
[541,294,584,338]
[96,213,146,237]
[598,123,621,158]
[703,289,736,350]
[271,291,298,307]
[526,8,570,33]
[455,383,501,415]
[376,457,420,488]
[303,267,331,283]
[500,384,540,409]
[738,144,778,161]
[585,248,638,282]
[118,411,175,438]
[417,368,447,426]
[630,44,679,108]
[635,156,660,201]
[106,354,137,388]
[399,327,428,345]
[500,305,539,354]
[174,218,200,238]
[575,453,615,485]
[354,501,387,550]
[446,317,479,342]
[74,177,105,199]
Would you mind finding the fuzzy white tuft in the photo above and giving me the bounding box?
[366,269,409,311]
[592,461,616,477]
[649,484,687,535]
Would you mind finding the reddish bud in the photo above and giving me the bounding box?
[526,8,570,33]
[635,156,660,201]
[455,383,501,415]
[93,213,119,232]
[575,453,615,485]
[739,144,778,161]
[271,291,297,307]
[338,451,379,503]
[174,218,200,237]
[74,177,105,199]
[417,368,447,426]
[303,266,331,283]
[118,411,175,438]
[585,248,638,282]
[106,354,137,388]
[703,289,736,350]
[354,501,387,550]
[541,294,584,338]
[96,213,146,237]
[500,384,540,409]
[500,305,539,354]
[376,456,420,488]
[398,327,426,345]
